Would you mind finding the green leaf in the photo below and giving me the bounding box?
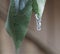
[32,0,38,14]
[32,0,46,18]
[5,0,46,52]
[32,0,46,31]
[5,0,32,50]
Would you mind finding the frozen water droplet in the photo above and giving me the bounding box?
[35,14,42,31]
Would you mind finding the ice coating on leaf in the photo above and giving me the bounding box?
[14,0,28,11]
[19,0,28,10]
[14,0,19,11]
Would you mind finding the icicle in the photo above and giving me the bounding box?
[35,14,42,31]
[34,0,46,31]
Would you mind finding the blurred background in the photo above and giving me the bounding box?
[0,0,60,54]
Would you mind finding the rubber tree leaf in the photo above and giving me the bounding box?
[5,0,32,50]
[32,0,46,31]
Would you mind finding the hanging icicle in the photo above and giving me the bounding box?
[32,0,46,31]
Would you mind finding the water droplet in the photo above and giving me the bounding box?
[35,14,42,31]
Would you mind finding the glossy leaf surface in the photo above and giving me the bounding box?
[5,0,46,51]
[5,0,32,49]
[32,0,46,18]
